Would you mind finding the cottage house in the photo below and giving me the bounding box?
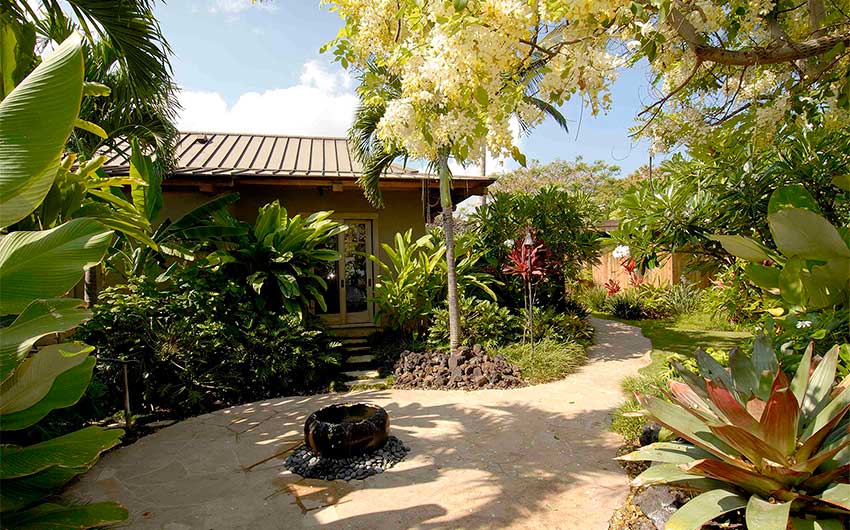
[102,132,493,329]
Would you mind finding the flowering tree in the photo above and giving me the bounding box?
[326,0,850,346]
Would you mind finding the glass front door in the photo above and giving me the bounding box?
[317,219,374,325]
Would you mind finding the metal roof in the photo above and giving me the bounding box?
[100,131,492,183]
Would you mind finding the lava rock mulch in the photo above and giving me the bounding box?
[284,436,410,481]
[394,344,524,390]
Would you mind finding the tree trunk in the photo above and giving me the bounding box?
[84,267,98,308]
[438,156,460,351]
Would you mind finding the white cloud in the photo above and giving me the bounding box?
[208,0,276,14]
[177,60,359,137]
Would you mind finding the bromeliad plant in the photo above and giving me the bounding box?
[621,336,850,529]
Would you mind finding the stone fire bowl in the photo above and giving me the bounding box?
[304,402,390,459]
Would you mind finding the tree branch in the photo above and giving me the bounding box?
[666,3,850,66]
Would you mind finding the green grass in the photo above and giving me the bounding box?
[493,338,587,385]
[604,312,752,442]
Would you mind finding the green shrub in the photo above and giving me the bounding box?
[579,285,609,312]
[77,271,342,418]
[525,307,594,345]
[561,296,590,319]
[428,296,522,349]
[370,230,497,336]
[634,284,672,319]
[467,186,602,310]
[663,281,703,316]
[609,290,645,320]
[492,338,587,384]
[203,202,347,316]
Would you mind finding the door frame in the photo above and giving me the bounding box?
[316,213,379,328]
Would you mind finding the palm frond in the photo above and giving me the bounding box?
[524,95,569,133]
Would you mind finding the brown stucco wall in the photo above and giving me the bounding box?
[157,187,430,262]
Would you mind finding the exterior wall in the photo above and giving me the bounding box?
[157,187,430,263]
[591,252,708,289]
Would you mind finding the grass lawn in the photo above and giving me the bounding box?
[600,312,751,377]
[605,312,752,441]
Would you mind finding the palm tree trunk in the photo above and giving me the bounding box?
[438,156,460,351]
[84,267,98,308]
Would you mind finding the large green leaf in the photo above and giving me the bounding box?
[0,12,36,99]
[744,263,780,291]
[0,426,123,479]
[0,34,83,228]
[129,138,162,222]
[631,463,727,490]
[0,299,90,382]
[0,218,113,315]
[768,185,821,215]
[710,234,771,262]
[0,356,95,431]
[666,489,747,530]
[618,442,713,464]
[1,501,128,529]
[745,496,792,530]
[0,342,91,415]
[1,466,86,513]
[791,518,846,530]
[769,208,850,259]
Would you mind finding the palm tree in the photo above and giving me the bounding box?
[10,0,179,303]
[349,64,569,350]
[23,0,179,171]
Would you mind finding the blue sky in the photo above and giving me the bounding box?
[159,0,655,177]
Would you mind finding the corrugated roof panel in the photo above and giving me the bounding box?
[335,139,352,174]
[97,131,491,183]
[201,134,240,168]
[179,133,214,167]
[293,138,311,174]
[279,137,299,172]
[221,134,254,168]
[248,136,273,170]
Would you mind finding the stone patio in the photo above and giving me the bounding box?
[67,318,651,529]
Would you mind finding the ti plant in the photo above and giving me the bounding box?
[621,336,850,530]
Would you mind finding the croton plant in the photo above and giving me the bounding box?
[621,336,850,530]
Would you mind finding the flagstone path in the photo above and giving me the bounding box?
[67,317,651,530]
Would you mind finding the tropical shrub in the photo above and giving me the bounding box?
[0,35,127,526]
[205,202,347,317]
[713,184,850,371]
[524,307,594,345]
[370,230,496,336]
[622,337,850,529]
[468,186,601,310]
[492,339,587,385]
[561,296,589,319]
[613,126,850,272]
[609,290,645,320]
[663,281,703,317]
[579,285,609,312]
[427,296,522,350]
[77,271,342,417]
[699,263,766,326]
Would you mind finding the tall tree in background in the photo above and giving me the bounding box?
[348,63,568,350]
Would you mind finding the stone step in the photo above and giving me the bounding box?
[344,345,371,353]
[345,354,375,364]
[342,369,381,380]
[343,378,389,388]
